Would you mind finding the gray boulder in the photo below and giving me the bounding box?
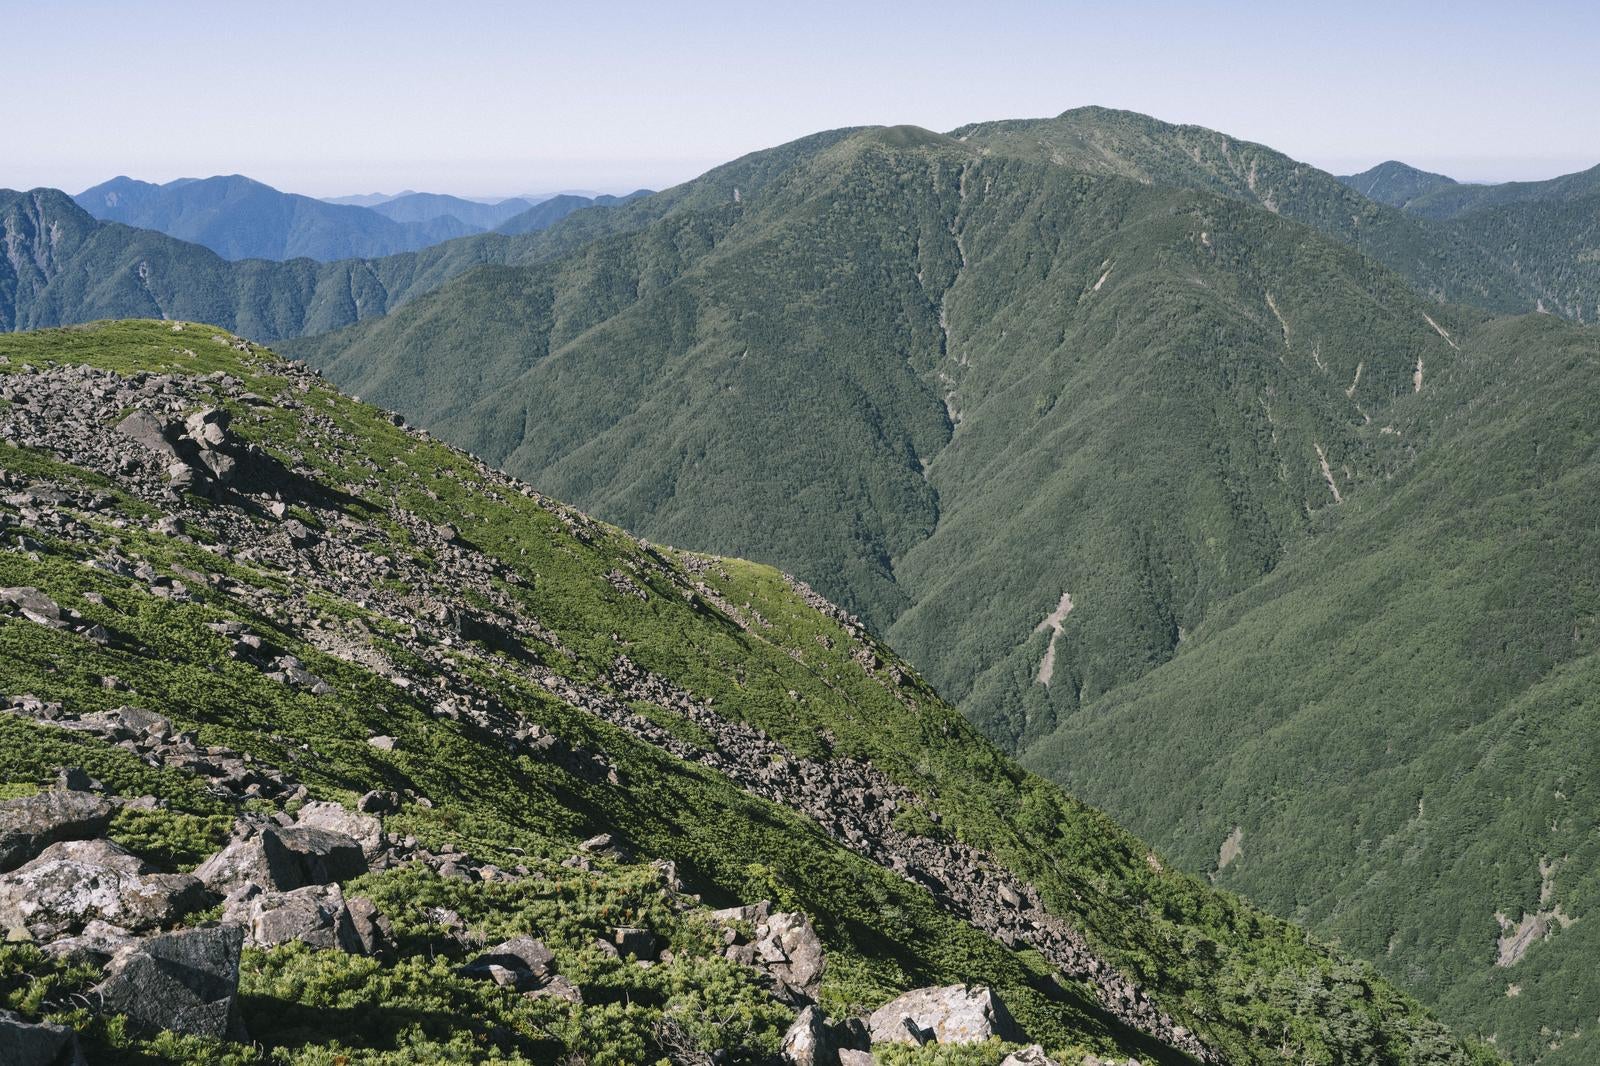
[867,985,1024,1046]
[241,883,365,952]
[0,588,69,629]
[295,800,387,860]
[345,895,393,955]
[0,839,211,940]
[459,936,558,991]
[781,1005,838,1066]
[757,911,825,1000]
[837,1052,875,1066]
[528,974,583,1004]
[1000,1047,1059,1066]
[96,924,247,1041]
[0,1009,84,1066]
[115,411,179,458]
[0,791,118,872]
[194,823,366,893]
[611,926,658,960]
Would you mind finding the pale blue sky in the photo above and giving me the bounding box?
[9,0,1598,197]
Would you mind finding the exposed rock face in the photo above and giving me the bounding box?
[0,839,211,940]
[868,984,1024,1046]
[96,924,248,1041]
[0,790,117,872]
[713,903,825,1004]
[41,918,137,966]
[610,926,659,960]
[194,822,366,893]
[0,1009,85,1066]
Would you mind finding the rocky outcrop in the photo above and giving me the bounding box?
[717,904,825,1005]
[868,984,1023,1046]
[0,839,211,940]
[0,357,1210,1062]
[96,924,248,1041]
[3,697,298,804]
[294,801,387,860]
[0,790,117,872]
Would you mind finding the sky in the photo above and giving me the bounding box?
[7,0,1598,198]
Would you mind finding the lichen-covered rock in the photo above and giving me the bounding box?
[0,839,211,940]
[0,1009,84,1066]
[345,895,393,955]
[0,790,118,872]
[867,984,1024,1046]
[41,918,136,966]
[96,924,248,1041]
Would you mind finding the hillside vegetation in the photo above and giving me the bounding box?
[0,321,1495,1064]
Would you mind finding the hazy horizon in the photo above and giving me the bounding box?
[8,0,1598,198]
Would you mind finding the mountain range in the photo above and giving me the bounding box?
[0,105,1596,1063]
[72,176,650,263]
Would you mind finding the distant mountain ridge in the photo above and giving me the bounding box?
[72,176,650,263]
[75,175,478,260]
[1337,160,1460,208]
[368,191,537,228]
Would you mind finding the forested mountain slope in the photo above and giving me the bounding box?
[1024,312,1600,1066]
[950,108,1555,316]
[291,123,1600,1064]
[293,127,1467,753]
[1394,163,1600,221]
[0,132,852,340]
[0,321,1496,1065]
